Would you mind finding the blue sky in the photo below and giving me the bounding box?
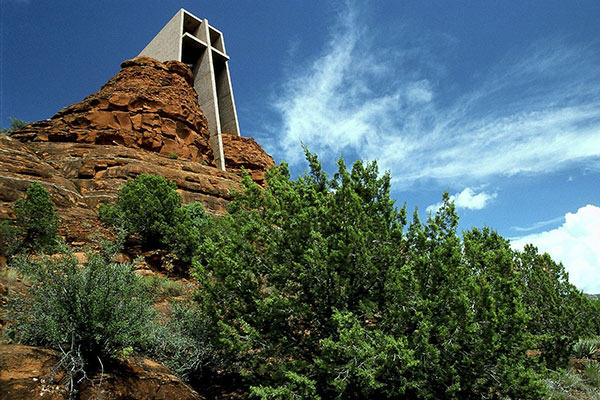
[2,1,599,292]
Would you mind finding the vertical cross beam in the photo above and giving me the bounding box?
[139,9,240,171]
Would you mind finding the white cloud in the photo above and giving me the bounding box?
[511,205,600,293]
[272,3,600,188]
[426,187,497,214]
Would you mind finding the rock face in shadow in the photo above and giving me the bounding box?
[0,56,275,245]
[0,345,202,400]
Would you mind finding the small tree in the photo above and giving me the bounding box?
[99,174,209,263]
[8,182,60,254]
[0,220,20,258]
[516,245,595,368]
[99,174,182,249]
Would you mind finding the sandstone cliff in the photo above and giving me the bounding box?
[0,56,274,244]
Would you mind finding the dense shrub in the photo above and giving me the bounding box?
[149,301,221,382]
[167,201,208,263]
[5,245,157,373]
[517,246,597,368]
[0,220,20,258]
[99,174,182,249]
[0,182,60,255]
[188,150,596,399]
[99,174,209,263]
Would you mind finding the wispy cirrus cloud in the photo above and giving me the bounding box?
[511,205,600,293]
[272,3,600,188]
[511,216,565,233]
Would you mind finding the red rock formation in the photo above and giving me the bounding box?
[0,56,275,245]
[0,345,68,400]
[0,134,240,243]
[0,345,202,400]
[222,134,275,184]
[11,57,214,164]
[78,356,203,400]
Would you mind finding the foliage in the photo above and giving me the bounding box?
[143,275,188,297]
[186,149,597,398]
[168,201,208,264]
[0,117,28,132]
[516,246,597,368]
[148,301,221,382]
[4,152,594,398]
[99,174,209,263]
[546,366,600,400]
[584,362,600,387]
[99,174,181,248]
[0,182,60,257]
[316,310,417,398]
[0,220,20,258]
[572,337,600,359]
[5,244,157,366]
[250,371,321,400]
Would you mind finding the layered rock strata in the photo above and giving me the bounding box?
[0,134,242,243]
[11,57,214,164]
[0,56,274,244]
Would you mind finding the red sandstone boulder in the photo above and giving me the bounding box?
[78,356,203,400]
[0,345,67,400]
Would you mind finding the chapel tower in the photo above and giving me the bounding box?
[139,9,240,171]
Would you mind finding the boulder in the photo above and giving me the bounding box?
[78,356,203,400]
[0,344,68,399]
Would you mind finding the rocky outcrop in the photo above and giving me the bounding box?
[0,56,275,245]
[0,134,240,243]
[0,345,202,400]
[11,57,214,165]
[78,356,203,400]
[0,345,67,400]
[222,134,275,184]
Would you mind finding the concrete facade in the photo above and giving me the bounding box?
[139,9,240,171]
